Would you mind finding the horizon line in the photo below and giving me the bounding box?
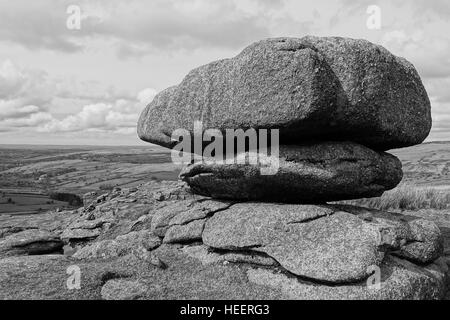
[0,140,449,148]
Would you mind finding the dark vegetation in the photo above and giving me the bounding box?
[48,192,83,206]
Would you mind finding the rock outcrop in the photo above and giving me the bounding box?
[202,203,443,283]
[0,181,448,300]
[134,37,444,300]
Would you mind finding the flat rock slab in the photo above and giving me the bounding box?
[203,203,382,282]
[73,230,161,260]
[0,229,64,256]
[334,204,444,263]
[180,142,402,203]
[163,219,206,244]
[151,199,232,237]
[138,36,431,151]
[69,219,111,230]
[61,228,101,241]
[0,210,76,239]
[247,255,448,300]
[203,203,443,283]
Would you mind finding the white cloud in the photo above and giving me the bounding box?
[40,101,141,133]
[0,0,275,56]
[0,0,84,52]
[0,60,52,121]
[381,30,450,79]
[1,93,153,135]
[0,103,40,119]
[0,112,53,128]
[0,59,156,136]
[137,88,158,104]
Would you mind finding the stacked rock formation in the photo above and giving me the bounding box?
[137,36,448,299]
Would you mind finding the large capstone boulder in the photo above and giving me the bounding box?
[180,142,403,203]
[138,36,431,151]
[299,36,431,150]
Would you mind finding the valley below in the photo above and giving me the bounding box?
[0,144,181,215]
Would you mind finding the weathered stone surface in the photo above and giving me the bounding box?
[182,245,278,267]
[180,142,403,203]
[150,201,186,237]
[0,229,63,256]
[203,203,384,282]
[397,219,444,263]
[73,239,119,259]
[163,219,206,244]
[61,228,100,241]
[0,181,446,300]
[0,245,445,300]
[129,214,153,232]
[247,255,448,300]
[132,246,168,269]
[0,243,283,300]
[69,218,111,230]
[138,37,337,149]
[151,199,231,237]
[101,279,148,300]
[203,203,444,283]
[168,200,232,226]
[73,230,161,260]
[333,204,444,264]
[0,210,76,239]
[115,231,161,251]
[138,37,431,151]
[300,36,431,150]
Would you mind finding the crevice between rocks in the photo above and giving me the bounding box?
[99,271,134,286]
[286,211,335,225]
[168,202,235,228]
[10,241,64,255]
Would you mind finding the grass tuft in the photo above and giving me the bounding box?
[336,183,450,211]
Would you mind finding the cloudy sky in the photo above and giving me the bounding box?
[0,0,449,146]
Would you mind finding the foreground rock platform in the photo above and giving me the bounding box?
[0,181,447,300]
[202,202,443,283]
[138,36,431,151]
[180,142,403,203]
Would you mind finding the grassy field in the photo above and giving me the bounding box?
[0,191,70,215]
[0,144,182,215]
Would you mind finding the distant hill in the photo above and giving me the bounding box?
[0,145,180,200]
[391,141,450,187]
